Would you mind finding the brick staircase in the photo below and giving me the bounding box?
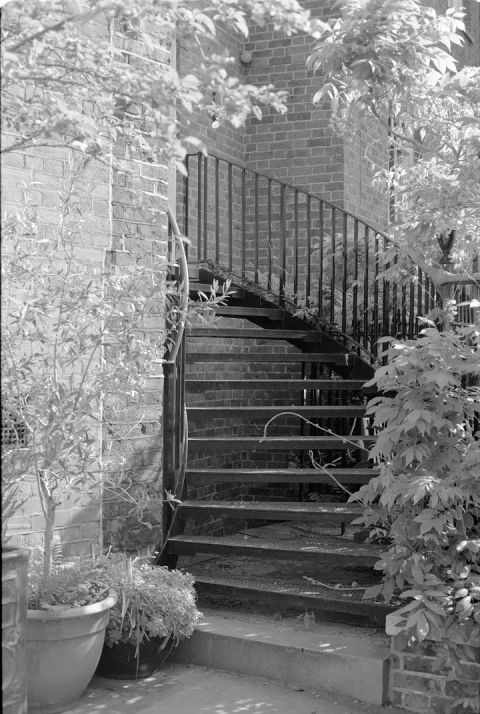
[160,268,393,628]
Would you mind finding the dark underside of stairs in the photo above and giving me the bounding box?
[161,269,393,628]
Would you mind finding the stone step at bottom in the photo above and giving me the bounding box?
[170,608,391,706]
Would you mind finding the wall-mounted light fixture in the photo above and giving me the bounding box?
[240,50,253,65]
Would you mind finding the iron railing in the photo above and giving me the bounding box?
[182,152,442,357]
[157,207,189,563]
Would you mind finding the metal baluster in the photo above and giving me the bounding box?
[408,279,415,338]
[228,161,233,271]
[363,225,369,350]
[330,207,336,325]
[318,200,324,320]
[203,154,208,259]
[342,212,348,333]
[280,183,286,304]
[352,218,359,342]
[242,167,246,277]
[373,232,379,354]
[306,194,312,302]
[255,172,259,284]
[401,284,407,338]
[294,189,299,301]
[215,157,219,262]
[184,155,189,258]
[197,153,202,261]
[267,178,272,292]
[417,267,423,334]
[392,255,398,336]
[382,237,390,339]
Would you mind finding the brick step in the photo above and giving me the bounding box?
[187,405,366,419]
[187,327,326,341]
[213,305,284,319]
[188,435,375,452]
[186,352,355,364]
[192,580,393,628]
[166,533,380,566]
[179,500,363,522]
[186,378,374,392]
[185,467,378,484]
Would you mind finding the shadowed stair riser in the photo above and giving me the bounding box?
[188,405,366,418]
[193,581,391,626]
[185,468,378,484]
[186,378,375,391]
[213,306,284,319]
[187,327,329,340]
[188,436,375,451]
[186,352,356,364]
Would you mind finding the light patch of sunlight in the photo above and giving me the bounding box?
[317,642,346,652]
[210,700,275,713]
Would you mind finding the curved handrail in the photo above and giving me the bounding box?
[165,206,189,364]
[158,207,189,565]
[183,151,442,354]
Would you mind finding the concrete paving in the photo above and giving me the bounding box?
[69,663,405,714]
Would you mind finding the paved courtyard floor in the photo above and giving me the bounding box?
[69,663,404,714]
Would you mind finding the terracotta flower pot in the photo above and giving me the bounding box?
[26,591,117,714]
[96,635,174,679]
[2,547,30,714]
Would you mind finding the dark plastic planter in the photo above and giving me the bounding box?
[96,635,174,679]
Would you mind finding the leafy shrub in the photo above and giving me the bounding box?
[99,553,202,656]
[355,321,480,703]
[28,549,111,610]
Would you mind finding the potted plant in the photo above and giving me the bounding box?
[26,551,117,714]
[95,553,202,679]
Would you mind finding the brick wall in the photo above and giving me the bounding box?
[101,18,170,553]
[461,0,480,66]
[387,619,480,714]
[343,114,389,230]
[176,16,246,260]
[1,143,108,556]
[243,2,345,204]
[2,14,170,557]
